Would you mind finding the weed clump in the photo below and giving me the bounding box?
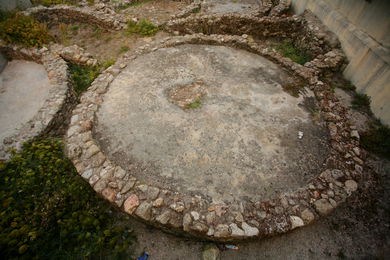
[186,98,202,109]
[68,62,100,96]
[352,92,371,111]
[126,19,160,36]
[273,41,311,65]
[0,139,134,259]
[361,122,390,159]
[0,13,52,47]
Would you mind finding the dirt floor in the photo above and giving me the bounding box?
[47,0,186,62]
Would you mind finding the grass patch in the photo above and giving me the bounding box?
[0,10,15,23]
[361,121,390,159]
[68,62,100,96]
[351,92,371,111]
[119,45,130,54]
[0,139,134,259]
[126,19,160,36]
[192,7,201,13]
[0,13,52,47]
[101,59,116,69]
[186,98,202,109]
[334,82,356,92]
[273,41,311,65]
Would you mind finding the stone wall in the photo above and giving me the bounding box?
[0,42,76,159]
[23,4,127,30]
[65,33,360,242]
[290,0,390,126]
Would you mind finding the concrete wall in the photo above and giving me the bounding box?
[0,0,32,11]
[291,0,390,125]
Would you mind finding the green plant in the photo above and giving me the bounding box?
[186,98,202,109]
[92,26,105,38]
[192,7,201,13]
[68,62,100,96]
[273,41,311,65]
[351,92,371,110]
[0,10,15,22]
[0,13,52,47]
[334,82,356,91]
[361,122,390,159]
[126,19,160,36]
[58,22,71,44]
[101,59,116,69]
[0,139,134,259]
[119,45,130,54]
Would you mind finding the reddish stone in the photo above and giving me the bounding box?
[124,194,139,214]
[102,188,116,202]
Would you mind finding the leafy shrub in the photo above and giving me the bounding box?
[352,92,371,111]
[0,139,134,259]
[0,10,15,23]
[273,41,311,65]
[361,122,390,159]
[335,82,356,92]
[0,13,52,47]
[126,19,160,36]
[68,62,100,96]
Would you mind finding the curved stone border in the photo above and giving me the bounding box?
[49,43,98,67]
[166,13,339,58]
[65,31,363,241]
[0,42,75,160]
[22,4,127,30]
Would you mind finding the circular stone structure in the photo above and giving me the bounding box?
[66,33,362,242]
[95,44,330,203]
[0,60,54,145]
[0,44,72,160]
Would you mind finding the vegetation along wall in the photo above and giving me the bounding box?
[291,0,390,126]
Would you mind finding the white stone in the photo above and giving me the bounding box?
[290,216,304,229]
[229,223,244,237]
[241,222,259,236]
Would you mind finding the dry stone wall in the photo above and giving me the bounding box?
[64,31,360,241]
[23,4,127,30]
[0,42,75,160]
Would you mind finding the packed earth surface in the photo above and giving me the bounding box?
[95,44,329,203]
[0,0,389,259]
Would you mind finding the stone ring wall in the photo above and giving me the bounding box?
[22,4,127,30]
[64,31,363,241]
[0,42,75,160]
